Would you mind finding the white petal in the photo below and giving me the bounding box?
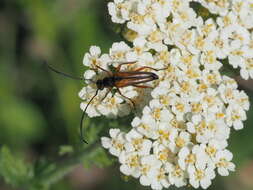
[200,178,211,189]
[120,164,131,176]
[109,128,121,138]
[233,120,244,130]
[140,175,151,186]
[189,178,199,189]
[218,167,229,176]
[101,137,111,149]
[90,46,101,56]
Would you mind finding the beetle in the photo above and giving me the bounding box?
[44,61,164,143]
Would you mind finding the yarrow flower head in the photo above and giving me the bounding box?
[79,0,252,189]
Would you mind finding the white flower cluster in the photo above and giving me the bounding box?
[101,46,249,189]
[79,0,252,189]
[108,0,253,79]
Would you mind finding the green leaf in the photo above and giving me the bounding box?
[0,146,33,188]
[189,1,219,21]
[33,158,57,179]
[83,147,115,168]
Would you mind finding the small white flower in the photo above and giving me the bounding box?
[174,131,191,151]
[228,48,249,70]
[155,123,178,152]
[202,70,222,86]
[240,58,253,80]
[143,101,173,122]
[221,25,250,50]
[217,11,237,28]
[83,46,101,66]
[205,29,230,59]
[232,0,253,29]
[151,1,171,23]
[108,1,133,24]
[226,105,247,130]
[137,51,157,68]
[110,41,132,61]
[178,145,207,171]
[214,149,235,176]
[101,128,126,157]
[197,18,216,37]
[170,97,191,121]
[127,4,157,36]
[153,143,176,163]
[83,46,111,69]
[151,81,175,107]
[139,155,163,187]
[166,164,187,187]
[188,164,215,189]
[132,114,159,139]
[145,28,167,52]
[173,6,200,29]
[119,151,141,178]
[150,166,171,190]
[201,139,228,167]
[200,51,222,71]
[197,0,231,16]
[161,21,186,46]
[125,129,152,155]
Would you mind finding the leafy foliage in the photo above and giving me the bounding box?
[0,146,33,188]
[83,147,115,168]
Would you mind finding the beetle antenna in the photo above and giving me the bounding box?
[80,89,99,144]
[43,60,96,83]
[43,60,84,80]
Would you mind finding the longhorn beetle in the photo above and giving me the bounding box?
[44,61,165,143]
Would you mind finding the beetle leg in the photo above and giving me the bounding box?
[133,84,153,88]
[116,87,136,110]
[134,66,167,72]
[116,61,137,72]
[100,87,112,102]
[92,64,112,76]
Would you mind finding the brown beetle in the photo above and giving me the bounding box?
[45,61,164,143]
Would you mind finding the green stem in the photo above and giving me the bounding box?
[32,142,100,188]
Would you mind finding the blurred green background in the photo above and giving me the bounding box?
[0,0,253,190]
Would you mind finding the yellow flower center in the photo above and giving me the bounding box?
[206,146,217,157]
[197,82,208,92]
[175,137,186,148]
[153,108,161,120]
[192,103,202,113]
[128,155,140,168]
[133,138,144,150]
[195,169,205,181]
[186,153,196,164]
[216,158,229,168]
[173,165,183,177]
[216,112,225,119]
[141,164,151,175]
[175,103,185,112]
[112,139,124,151]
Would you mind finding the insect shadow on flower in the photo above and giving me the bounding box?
[44,60,165,144]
